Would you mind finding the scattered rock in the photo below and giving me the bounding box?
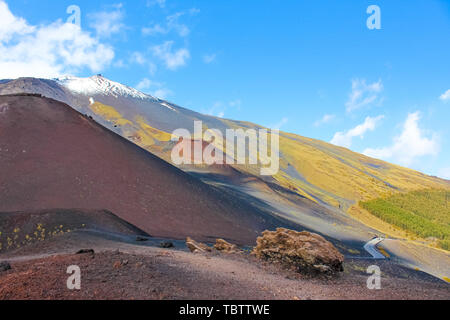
[76,249,95,255]
[136,236,149,242]
[214,239,239,253]
[160,241,174,248]
[252,228,344,274]
[186,237,212,253]
[113,260,129,269]
[0,261,11,272]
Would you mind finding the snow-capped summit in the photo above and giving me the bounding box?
[56,75,155,100]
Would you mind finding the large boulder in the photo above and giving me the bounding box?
[252,228,344,274]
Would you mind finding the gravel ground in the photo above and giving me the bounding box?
[0,232,448,300]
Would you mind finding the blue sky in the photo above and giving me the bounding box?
[1,0,449,178]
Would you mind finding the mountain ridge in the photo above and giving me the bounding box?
[1,76,448,212]
[2,76,449,280]
[0,94,296,245]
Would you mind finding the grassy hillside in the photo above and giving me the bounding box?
[360,189,450,250]
[86,100,450,211]
[273,132,450,209]
[1,78,449,213]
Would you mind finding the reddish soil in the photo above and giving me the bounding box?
[1,243,448,300]
[0,209,150,252]
[1,94,448,301]
[0,95,290,245]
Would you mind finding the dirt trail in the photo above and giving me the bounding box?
[1,231,448,300]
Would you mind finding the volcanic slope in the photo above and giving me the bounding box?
[0,94,293,245]
[0,76,448,212]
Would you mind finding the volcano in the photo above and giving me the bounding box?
[0,94,290,245]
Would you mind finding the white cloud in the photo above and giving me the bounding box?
[88,4,125,38]
[363,112,439,166]
[439,89,450,102]
[166,12,190,37]
[113,59,125,68]
[203,54,217,64]
[189,8,200,15]
[146,0,166,8]
[269,117,288,130]
[151,41,190,70]
[0,0,114,79]
[331,115,384,148]
[142,9,198,38]
[346,78,383,112]
[314,114,335,127]
[136,78,172,99]
[438,167,450,180]
[129,52,157,75]
[142,24,167,36]
[228,99,241,109]
[204,101,225,117]
[141,8,198,71]
[130,52,146,65]
[136,78,152,91]
[0,1,34,41]
[204,100,241,118]
[148,62,158,75]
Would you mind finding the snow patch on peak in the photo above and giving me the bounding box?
[160,102,177,112]
[56,75,155,100]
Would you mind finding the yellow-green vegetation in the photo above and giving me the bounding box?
[136,115,172,142]
[273,132,450,210]
[377,246,391,258]
[348,205,412,240]
[132,115,173,147]
[90,102,133,126]
[135,117,449,211]
[0,223,79,252]
[89,102,175,152]
[87,100,450,212]
[360,189,450,250]
[335,243,361,256]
